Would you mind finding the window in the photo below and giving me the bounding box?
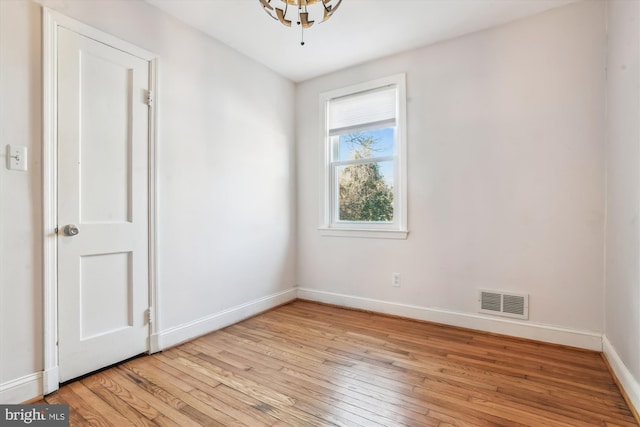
[320,74,407,239]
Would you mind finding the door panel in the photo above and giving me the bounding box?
[80,50,132,223]
[57,26,150,382]
[80,252,132,339]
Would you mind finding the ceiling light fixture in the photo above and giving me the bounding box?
[259,0,342,46]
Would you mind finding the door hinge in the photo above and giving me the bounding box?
[145,90,154,106]
[145,307,154,325]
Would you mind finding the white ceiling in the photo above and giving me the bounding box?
[146,0,578,82]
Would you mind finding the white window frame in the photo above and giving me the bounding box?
[319,74,408,239]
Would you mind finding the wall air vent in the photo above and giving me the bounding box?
[479,290,529,320]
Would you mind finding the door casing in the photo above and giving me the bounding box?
[42,7,160,394]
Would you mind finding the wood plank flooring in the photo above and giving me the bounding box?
[40,300,637,426]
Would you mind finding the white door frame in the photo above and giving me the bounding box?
[42,7,160,394]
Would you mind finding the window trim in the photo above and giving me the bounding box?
[319,74,408,239]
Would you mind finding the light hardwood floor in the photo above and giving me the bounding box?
[40,300,637,426]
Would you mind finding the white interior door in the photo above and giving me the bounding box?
[57,26,151,382]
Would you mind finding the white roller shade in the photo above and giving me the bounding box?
[328,86,397,136]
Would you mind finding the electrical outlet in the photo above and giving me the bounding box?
[392,273,400,287]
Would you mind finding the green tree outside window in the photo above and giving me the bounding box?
[338,133,394,222]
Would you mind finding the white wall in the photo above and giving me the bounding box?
[297,1,607,340]
[604,0,640,409]
[0,0,296,401]
[0,0,44,393]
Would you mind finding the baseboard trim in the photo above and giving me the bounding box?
[0,373,42,404]
[603,335,640,421]
[297,288,603,351]
[157,287,297,350]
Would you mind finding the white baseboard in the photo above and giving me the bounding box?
[0,373,42,404]
[156,287,297,350]
[603,335,640,416]
[297,288,603,351]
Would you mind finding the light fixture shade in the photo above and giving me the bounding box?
[259,0,342,45]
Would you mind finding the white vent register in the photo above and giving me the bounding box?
[479,290,529,320]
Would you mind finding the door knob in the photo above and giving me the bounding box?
[63,224,80,236]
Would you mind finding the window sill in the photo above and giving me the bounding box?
[318,227,408,240]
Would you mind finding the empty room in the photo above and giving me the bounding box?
[0,0,639,425]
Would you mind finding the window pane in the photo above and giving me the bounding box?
[337,160,394,222]
[336,129,394,161]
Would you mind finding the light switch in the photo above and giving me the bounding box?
[6,145,27,171]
